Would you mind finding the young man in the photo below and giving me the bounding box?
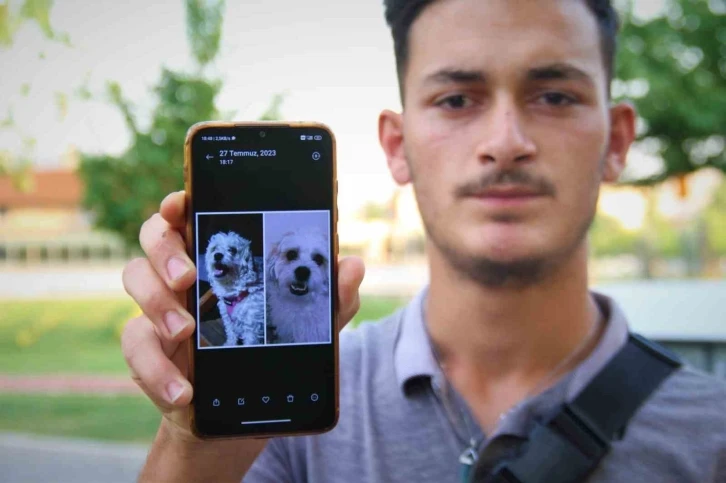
[121,0,726,481]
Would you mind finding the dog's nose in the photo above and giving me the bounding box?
[214,253,223,262]
[295,266,311,281]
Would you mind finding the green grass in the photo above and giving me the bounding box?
[0,296,407,442]
[0,298,137,374]
[351,296,406,327]
[0,394,161,442]
[0,296,407,441]
[0,296,406,375]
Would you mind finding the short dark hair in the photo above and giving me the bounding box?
[383,0,620,101]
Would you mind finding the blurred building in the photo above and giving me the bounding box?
[597,280,726,379]
[339,185,426,264]
[0,151,130,266]
[598,168,723,229]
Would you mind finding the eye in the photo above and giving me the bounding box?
[229,247,237,255]
[538,92,577,106]
[312,254,326,266]
[285,250,298,261]
[435,94,474,110]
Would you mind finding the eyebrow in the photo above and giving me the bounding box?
[527,63,593,83]
[423,63,594,86]
[424,69,486,85]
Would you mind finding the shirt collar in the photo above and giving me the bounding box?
[394,287,440,392]
[393,288,630,397]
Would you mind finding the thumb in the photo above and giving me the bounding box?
[336,256,365,331]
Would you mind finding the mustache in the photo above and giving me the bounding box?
[455,170,556,198]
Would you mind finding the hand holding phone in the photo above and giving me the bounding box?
[120,188,364,478]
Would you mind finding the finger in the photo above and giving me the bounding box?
[337,256,365,331]
[122,316,193,409]
[159,191,187,229]
[123,257,196,341]
[139,212,196,292]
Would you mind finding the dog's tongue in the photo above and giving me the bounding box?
[214,269,225,276]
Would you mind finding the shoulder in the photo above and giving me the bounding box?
[338,308,405,374]
[598,366,726,481]
[577,337,726,482]
[647,365,726,429]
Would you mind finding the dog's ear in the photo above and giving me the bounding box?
[266,243,279,281]
[207,233,219,250]
[244,245,254,273]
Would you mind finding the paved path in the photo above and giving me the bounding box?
[0,374,141,395]
[0,263,429,299]
[0,432,148,483]
[0,265,129,300]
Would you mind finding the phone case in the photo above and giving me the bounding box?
[183,121,339,439]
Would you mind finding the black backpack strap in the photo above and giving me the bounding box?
[475,333,682,483]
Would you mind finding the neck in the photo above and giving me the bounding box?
[426,242,603,394]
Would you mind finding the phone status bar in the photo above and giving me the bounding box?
[201,136,236,141]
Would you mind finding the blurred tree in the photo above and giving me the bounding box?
[359,190,402,262]
[588,212,640,258]
[360,201,393,221]
[79,71,221,245]
[637,188,689,278]
[79,0,282,247]
[259,93,285,121]
[0,0,70,182]
[185,0,224,69]
[615,0,726,187]
[704,178,726,257]
[0,0,68,47]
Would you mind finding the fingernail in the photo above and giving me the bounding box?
[164,311,191,337]
[167,257,190,281]
[166,380,185,404]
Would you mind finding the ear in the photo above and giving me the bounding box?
[244,245,254,270]
[266,243,278,281]
[602,102,636,183]
[379,109,411,185]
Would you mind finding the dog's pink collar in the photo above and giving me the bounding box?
[222,291,249,318]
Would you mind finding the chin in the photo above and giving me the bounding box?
[466,223,546,261]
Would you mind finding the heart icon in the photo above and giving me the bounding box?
[262,396,270,404]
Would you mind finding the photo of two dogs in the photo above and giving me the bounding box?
[199,212,330,348]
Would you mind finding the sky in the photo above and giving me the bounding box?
[0,0,402,216]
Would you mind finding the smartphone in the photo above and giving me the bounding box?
[184,121,338,439]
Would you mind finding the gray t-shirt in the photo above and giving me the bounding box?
[245,290,726,482]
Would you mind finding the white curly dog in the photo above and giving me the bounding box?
[266,228,330,344]
[204,231,265,346]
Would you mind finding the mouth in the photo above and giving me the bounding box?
[475,185,544,198]
[468,185,547,207]
[289,281,309,296]
[213,262,229,278]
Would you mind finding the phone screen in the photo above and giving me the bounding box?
[187,123,337,437]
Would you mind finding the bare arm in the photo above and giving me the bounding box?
[139,419,267,482]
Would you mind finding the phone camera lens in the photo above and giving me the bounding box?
[259,131,266,138]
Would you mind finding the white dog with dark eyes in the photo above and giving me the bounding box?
[204,231,264,346]
[266,229,330,344]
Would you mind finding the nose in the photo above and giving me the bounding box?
[295,266,311,281]
[476,99,537,168]
[214,253,223,262]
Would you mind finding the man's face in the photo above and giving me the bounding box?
[382,0,633,286]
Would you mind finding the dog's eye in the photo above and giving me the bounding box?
[229,247,237,255]
[312,254,326,266]
[285,250,298,261]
